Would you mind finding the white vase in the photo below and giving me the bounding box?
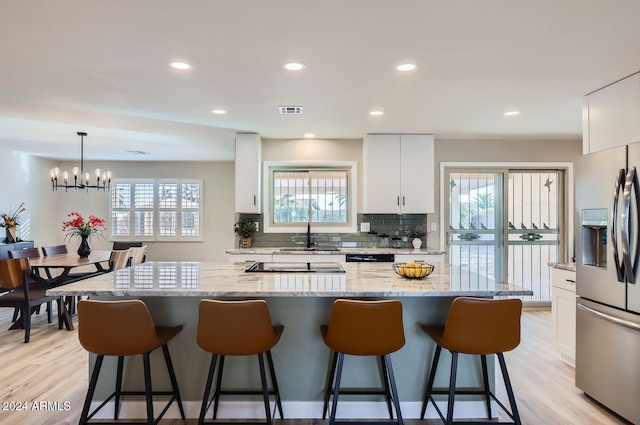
[412,238,422,249]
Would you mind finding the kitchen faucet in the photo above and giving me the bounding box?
[306,222,315,249]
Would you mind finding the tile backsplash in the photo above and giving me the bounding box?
[237,213,429,249]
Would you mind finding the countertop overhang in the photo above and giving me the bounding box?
[46,261,532,298]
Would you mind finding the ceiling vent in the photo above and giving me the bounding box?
[279,106,303,115]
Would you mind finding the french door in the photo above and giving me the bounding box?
[446,168,562,302]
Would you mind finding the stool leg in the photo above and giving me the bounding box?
[47,301,52,323]
[162,344,185,420]
[266,350,284,419]
[142,352,154,425]
[323,351,338,419]
[421,344,442,419]
[329,352,345,425]
[257,352,273,425]
[79,354,104,425]
[498,352,522,425]
[480,354,492,419]
[380,355,394,419]
[383,354,403,425]
[114,356,124,420]
[446,351,459,425]
[212,355,225,419]
[198,354,218,425]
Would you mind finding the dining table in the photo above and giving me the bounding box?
[29,250,111,330]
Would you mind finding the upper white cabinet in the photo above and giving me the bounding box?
[235,133,262,213]
[363,134,435,214]
[583,72,640,154]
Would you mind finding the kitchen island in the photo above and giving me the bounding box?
[47,261,531,420]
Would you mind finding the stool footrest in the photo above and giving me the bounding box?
[217,389,279,395]
[329,388,389,395]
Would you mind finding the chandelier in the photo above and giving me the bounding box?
[50,132,112,191]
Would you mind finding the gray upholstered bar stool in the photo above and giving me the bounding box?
[196,299,284,425]
[321,299,405,425]
[420,297,523,425]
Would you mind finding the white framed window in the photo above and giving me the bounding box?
[110,179,203,241]
[263,161,357,233]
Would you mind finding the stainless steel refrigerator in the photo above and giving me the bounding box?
[576,142,640,424]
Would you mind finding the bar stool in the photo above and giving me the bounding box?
[420,297,522,425]
[77,299,185,425]
[321,299,405,425]
[196,299,284,425]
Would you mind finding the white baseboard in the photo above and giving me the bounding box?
[90,400,498,419]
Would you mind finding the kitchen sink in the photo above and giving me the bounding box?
[278,247,341,252]
[245,262,345,273]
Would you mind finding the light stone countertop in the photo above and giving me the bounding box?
[46,261,532,298]
[226,247,446,255]
[548,262,576,272]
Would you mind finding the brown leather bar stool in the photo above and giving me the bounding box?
[321,299,405,425]
[77,299,185,425]
[196,299,284,425]
[420,297,522,425]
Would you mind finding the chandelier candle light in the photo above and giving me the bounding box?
[50,132,112,191]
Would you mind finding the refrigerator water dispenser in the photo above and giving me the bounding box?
[581,209,608,268]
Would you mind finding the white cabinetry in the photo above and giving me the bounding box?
[273,254,345,263]
[228,253,272,263]
[394,253,443,263]
[363,134,435,214]
[551,267,576,366]
[583,73,640,154]
[235,133,262,213]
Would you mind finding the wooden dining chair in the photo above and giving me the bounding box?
[113,242,146,265]
[0,258,63,343]
[129,245,147,266]
[108,249,131,271]
[41,244,68,256]
[7,247,53,323]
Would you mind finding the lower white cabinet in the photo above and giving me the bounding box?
[227,253,272,263]
[394,254,443,263]
[551,267,576,366]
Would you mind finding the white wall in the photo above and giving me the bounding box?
[0,148,59,246]
[56,160,235,261]
[2,154,235,262]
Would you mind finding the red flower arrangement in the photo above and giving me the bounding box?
[62,212,106,240]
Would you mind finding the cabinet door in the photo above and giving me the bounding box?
[363,134,401,213]
[400,134,434,213]
[585,73,640,154]
[235,133,262,213]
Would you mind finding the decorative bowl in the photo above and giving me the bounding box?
[392,262,435,279]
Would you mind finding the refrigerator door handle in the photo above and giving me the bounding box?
[612,168,627,282]
[578,303,640,332]
[622,166,640,284]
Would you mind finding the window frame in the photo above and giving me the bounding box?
[109,178,204,242]
[263,161,357,234]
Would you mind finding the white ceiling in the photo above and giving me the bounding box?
[1,0,640,162]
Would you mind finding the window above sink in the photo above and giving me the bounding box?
[262,161,358,234]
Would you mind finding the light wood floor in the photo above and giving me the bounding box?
[0,307,630,425]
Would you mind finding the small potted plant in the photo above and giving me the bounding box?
[234,218,257,249]
[405,225,428,250]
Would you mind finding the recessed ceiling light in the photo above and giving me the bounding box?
[504,111,520,116]
[283,62,305,71]
[169,61,192,70]
[369,110,384,116]
[211,109,227,115]
[397,63,416,72]
[304,133,315,138]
